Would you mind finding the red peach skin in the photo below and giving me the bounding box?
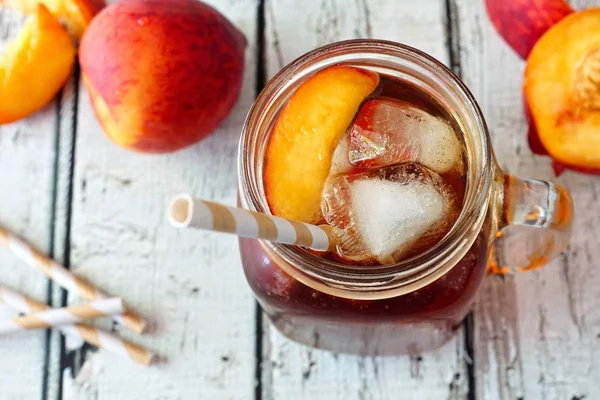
[79,0,246,153]
[485,0,573,59]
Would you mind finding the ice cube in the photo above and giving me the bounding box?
[330,98,463,176]
[322,163,459,264]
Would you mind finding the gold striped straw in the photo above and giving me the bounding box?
[167,195,336,251]
[0,298,123,334]
[0,287,153,366]
[0,226,147,334]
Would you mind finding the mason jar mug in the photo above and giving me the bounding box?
[238,40,573,355]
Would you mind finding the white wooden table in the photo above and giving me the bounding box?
[1,0,599,398]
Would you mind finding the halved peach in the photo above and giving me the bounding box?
[265,66,380,223]
[524,8,600,170]
[0,4,76,124]
[1,0,105,40]
[486,0,573,59]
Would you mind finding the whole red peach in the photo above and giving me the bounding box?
[79,0,246,153]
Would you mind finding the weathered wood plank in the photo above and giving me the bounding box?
[455,0,600,398]
[0,7,58,399]
[262,1,469,399]
[59,1,259,398]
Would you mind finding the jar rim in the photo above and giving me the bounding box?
[238,39,492,294]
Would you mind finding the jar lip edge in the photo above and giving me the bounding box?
[238,39,493,285]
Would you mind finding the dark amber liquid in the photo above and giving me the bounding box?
[240,227,489,354]
[239,73,489,355]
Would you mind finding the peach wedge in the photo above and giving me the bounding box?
[0,4,76,124]
[265,66,379,223]
[1,0,105,40]
[525,8,600,170]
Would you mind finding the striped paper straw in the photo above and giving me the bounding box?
[0,287,153,366]
[0,226,147,334]
[0,298,123,334]
[168,195,336,251]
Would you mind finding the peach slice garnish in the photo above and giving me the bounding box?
[524,8,600,170]
[1,0,105,40]
[265,66,380,223]
[0,4,76,124]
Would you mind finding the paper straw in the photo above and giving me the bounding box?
[0,287,153,366]
[0,226,147,334]
[0,298,123,334]
[168,195,336,251]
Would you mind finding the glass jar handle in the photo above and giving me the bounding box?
[489,169,574,274]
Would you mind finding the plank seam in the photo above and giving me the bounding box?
[445,1,474,399]
[55,62,82,400]
[445,0,462,78]
[40,81,64,400]
[255,1,267,399]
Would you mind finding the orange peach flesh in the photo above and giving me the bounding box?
[0,0,104,40]
[265,66,380,223]
[0,4,75,124]
[525,8,600,169]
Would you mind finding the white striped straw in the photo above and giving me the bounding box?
[0,226,147,333]
[167,195,336,251]
[0,287,153,366]
[0,298,124,334]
